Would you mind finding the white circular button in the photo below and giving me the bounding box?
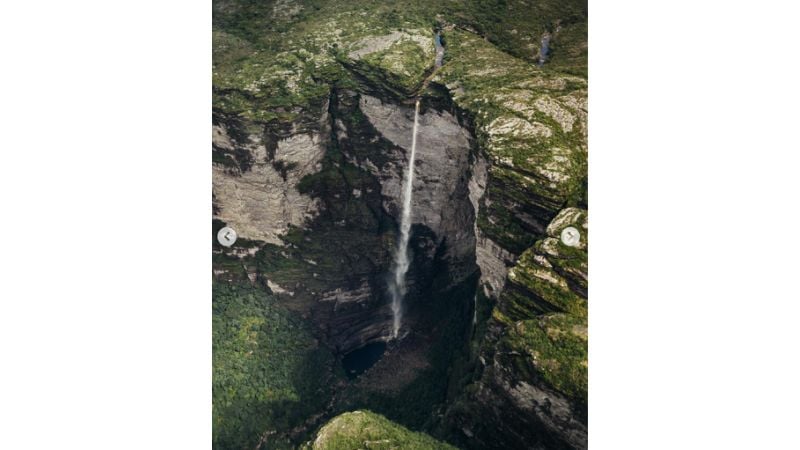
[560,226,581,247]
[217,227,237,247]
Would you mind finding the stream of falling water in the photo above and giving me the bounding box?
[390,99,420,339]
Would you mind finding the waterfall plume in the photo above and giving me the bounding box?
[389,99,420,339]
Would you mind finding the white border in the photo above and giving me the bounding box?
[591,0,800,447]
[0,1,211,448]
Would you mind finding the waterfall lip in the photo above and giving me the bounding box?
[389,99,421,339]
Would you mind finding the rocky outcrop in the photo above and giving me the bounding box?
[440,31,587,242]
[307,410,456,450]
[467,150,517,297]
[212,102,329,245]
[445,208,588,450]
[475,231,516,298]
[342,29,436,98]
[319,282,394,353]
[212,91,397,355]
[348,31,433,61]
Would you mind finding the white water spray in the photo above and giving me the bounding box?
[390,99,420,339]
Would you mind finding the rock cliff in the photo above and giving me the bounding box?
[212,1,587,448]
[445,208,588,450]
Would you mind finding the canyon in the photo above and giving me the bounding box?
[212,1,587,449]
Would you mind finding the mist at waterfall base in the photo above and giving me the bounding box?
[388,100,420,340]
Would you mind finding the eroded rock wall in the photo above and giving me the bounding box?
[354,93,477,285]
[445,208,589,450]
[212,102,329,245]
[213,86,481,355]
[318,89,479,351]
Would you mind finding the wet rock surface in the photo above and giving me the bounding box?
[356,93,477,282]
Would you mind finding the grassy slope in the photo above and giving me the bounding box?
[306,411,457,450]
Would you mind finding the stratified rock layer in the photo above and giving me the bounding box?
[212,104,328,245]
[445,208,588,450]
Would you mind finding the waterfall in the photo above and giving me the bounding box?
[538,33,551,67]
[434,32,444,68]
[473,295,478,326]
[390,99,420,339]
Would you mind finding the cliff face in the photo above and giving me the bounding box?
[212,1,587,449]
[212,102,328,246]
[213,89,479,355]
[351,93,477,286]
[212,33,481,445]
[431,30,588,450]
[312,87,480,354]
[445,209,588,450]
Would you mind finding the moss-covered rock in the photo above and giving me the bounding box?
[307,411,457,450]
[498,207,588,397]
[343,30,435,97]
[437,30,587,253]
[444,208,588,450]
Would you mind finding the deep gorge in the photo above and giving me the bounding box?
[213,2,588,449]
[213,79,483,442]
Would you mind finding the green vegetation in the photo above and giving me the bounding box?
[212,0,588,446]
[503,313,587,402]
[213,283,336,449]
[506,246,587,318]
[488,208,588,405]
[345,35,435,97]
[306,411,457,450]
[438,0,587,75]
[434,29,587,252]
[438,30,587,170]
[213,0,587,119]
[213,1,588,258]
